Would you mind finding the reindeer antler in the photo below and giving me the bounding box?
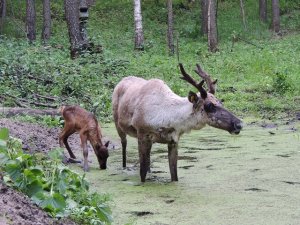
[194,64,217,94]
[178,63,207,99]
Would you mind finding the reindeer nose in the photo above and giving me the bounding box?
[100,165,107,170]
[234,122,243,131]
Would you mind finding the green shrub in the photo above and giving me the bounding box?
[0,128,112,225]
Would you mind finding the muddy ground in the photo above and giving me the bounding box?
[0,115,300,225]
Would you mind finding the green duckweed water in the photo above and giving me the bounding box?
[70,119,300,225]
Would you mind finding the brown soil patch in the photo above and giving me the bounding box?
[0,181,76,225]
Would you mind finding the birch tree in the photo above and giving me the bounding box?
[240,0,247,30]
[167,0,174,55]
[133,0,144,50]
[207,0,218,52]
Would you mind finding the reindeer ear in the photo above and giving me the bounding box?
[104,141,110,148]
[188,91,199,104]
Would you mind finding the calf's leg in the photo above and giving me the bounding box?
[59,129,77,159]
[80,132,89,172]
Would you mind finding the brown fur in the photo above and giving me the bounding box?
[59,105,109,171]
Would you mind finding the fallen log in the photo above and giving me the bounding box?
[0,107,60,117]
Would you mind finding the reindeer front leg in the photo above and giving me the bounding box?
[138,133,152,182]
[168,141,178,181]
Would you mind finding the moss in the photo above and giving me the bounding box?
[70,120,300,224]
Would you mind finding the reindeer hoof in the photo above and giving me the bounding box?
[83,165,90,172]
[68,158,81,164]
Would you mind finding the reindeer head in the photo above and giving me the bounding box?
[95,141,110,169]
[179,63,243,134]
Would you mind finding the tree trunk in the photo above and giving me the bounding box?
[26,0,36,42]
[64,0,87,58]
[200,0,208,35]
[79,0,89,44]
[42,0,51,43]
[167,0,174,55]
[0,0,6,34]
[271,0,280,33]
[259,0,267,22]
[240,0,247,30]
[133,0,144,50]
[207,0,218,52]
[86,0,95,7]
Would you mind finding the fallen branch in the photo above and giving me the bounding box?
[231,34,263,51]
[32,94,58,102]
[0,107,59,117]
[27,74,54,85]
[2,93,58,108]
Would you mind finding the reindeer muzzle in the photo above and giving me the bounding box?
[230,122,243,135]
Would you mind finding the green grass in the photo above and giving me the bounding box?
[0,0,299,121]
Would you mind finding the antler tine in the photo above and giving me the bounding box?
[178,63,207,99]
[194,63,217,94]
[179,63,199,89]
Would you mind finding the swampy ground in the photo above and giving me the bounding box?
[72,116,300,225]
[1,116,300,225]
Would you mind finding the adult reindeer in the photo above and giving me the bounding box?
[112,63,243,182]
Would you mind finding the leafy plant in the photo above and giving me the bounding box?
[272,71,292,94]
[0,128,112,225]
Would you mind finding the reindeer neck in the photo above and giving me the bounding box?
[88,128,103,147]
[170,97,206,133]
[144,96,206,134]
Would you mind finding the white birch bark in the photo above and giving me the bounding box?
[240,0,247,30]
[167,0,174,55]
[134,0,144,50]
[207,0,217,52]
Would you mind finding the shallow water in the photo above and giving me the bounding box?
[70,119,300,225]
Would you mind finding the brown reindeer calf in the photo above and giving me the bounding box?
[59,105,109,171]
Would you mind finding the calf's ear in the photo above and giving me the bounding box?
[104,141,110,148]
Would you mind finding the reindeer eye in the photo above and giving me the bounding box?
[204,103,216,113]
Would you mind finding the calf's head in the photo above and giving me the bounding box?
[95,141,110,169]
